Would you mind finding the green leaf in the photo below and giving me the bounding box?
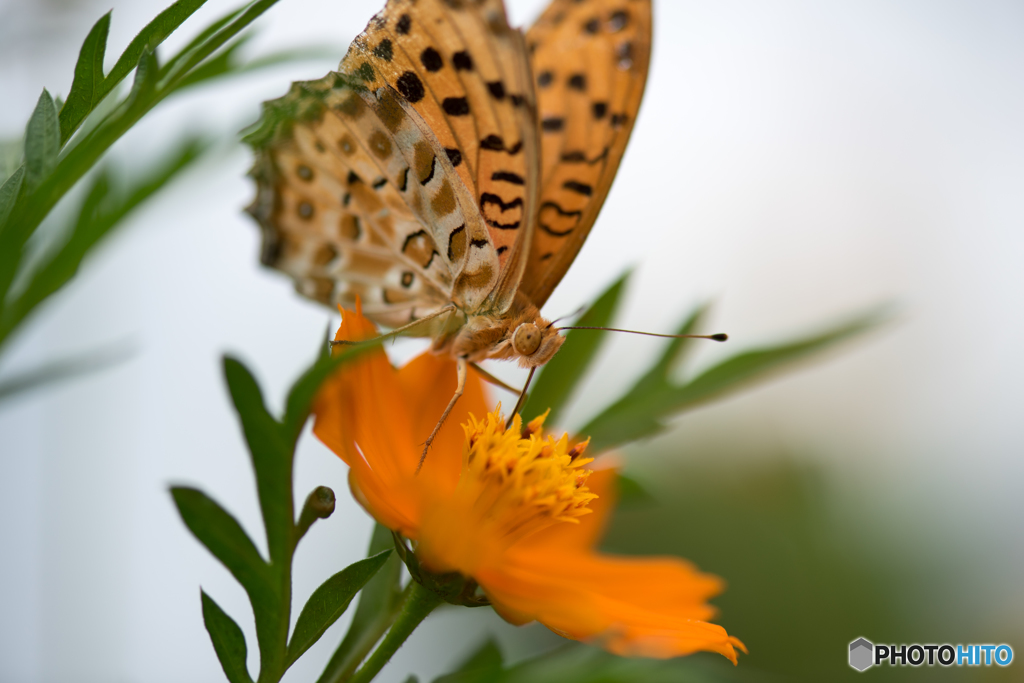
[581,307,890,451]
[0,140,203,345]
[125,48,160,107]
[201,590,254,683]
[432,639,504,683]
[0,166,24,234]
[60,13,111,142]
[317,523,404,683]
[504,643,755,683]
[24,90,60,191]
[0,341,133,405]
[286,550,392,666]
[522,271,630,425]
[222,356,292,563]
[99,0,209,104]
[161,0,284,92]
[171,486,272,599]
[0,138,22,183]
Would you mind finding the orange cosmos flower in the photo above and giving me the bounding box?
[312,307,745,663]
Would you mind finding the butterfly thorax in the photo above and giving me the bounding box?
[433,293,564,369]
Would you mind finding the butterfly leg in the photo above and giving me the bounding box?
[468,362,521,395]
[416,357,467,474]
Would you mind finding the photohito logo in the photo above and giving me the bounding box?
[848,638,1013,671]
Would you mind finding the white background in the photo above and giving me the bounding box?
[1,0,1022,681]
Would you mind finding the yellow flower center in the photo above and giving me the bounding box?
[416,409,596,575]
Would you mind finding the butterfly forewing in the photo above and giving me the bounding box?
[338,0,539,287]
[519,0,652,308]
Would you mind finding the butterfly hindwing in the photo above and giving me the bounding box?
[519,0,653,308]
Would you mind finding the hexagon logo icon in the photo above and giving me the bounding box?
[849,638,874,671]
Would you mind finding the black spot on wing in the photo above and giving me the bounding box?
[373,39,393,61]
[420,47,443,72]
[396,71,425,102]
[487,81,506,100]
[395,14,411,35]
[592,102,608,120]
[442,97,470,116]
[452,51,474,71]
[445,148,463,167]
[568,74,586,91]
[471,238,489,248]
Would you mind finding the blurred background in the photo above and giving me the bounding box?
[1,0,1021,681]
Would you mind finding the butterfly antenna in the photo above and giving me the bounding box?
[557,326,728,342]
[506,366,537,430]
[546,305,587,329]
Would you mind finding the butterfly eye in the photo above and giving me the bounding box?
[512,323,542,356]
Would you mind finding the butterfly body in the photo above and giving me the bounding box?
[247,0,651,450]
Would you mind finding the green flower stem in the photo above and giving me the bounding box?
[346,581,443,683]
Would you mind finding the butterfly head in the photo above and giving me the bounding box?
[511,321,564,368]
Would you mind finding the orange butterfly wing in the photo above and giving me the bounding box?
[519,0,653,308]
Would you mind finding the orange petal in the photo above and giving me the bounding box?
[396,353,490,497]
[312,308,423,534]
[477,546,744,662]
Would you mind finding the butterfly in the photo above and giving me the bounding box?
[246,0,652,462]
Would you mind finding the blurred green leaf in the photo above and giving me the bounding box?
[613,473,656,509]
[24,90,60,192]
[100,0,209,104]
[318,523,405,683]
[60,13,111,142]
[432,639,503,683]
[0,167,24,233]
[627,304,709,398]
[222,356,292,564]
[0,341,133,405]
[435,642,756,683]
[201,590,255,683]
[523,271,629,425]
[172,487,272,599]
[286,550,393,666]
[1,139,22,183]
[126,48,160,107]
[0,140,204,345]
[581,307,889,451]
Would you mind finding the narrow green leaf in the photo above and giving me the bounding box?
[581,307,890,451]
[171,486,272,599]
[222,356,292,564]
[0,138,22,183]
[0,341,133,405]
[432,639,504,683]
[98,0,208,103]
[201,590,255,683]
[0,167,24,233]
[286,550,392,666]
[60,13,111,142]
[126,48,160,107]
[24,90,60,191]
[627,303,710,398]
[522,272,630,424]
[501,642,751,683]
[0,141,203,344]
[317,523,404,683]
[667,308,890,408]
[161,0,283,93]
